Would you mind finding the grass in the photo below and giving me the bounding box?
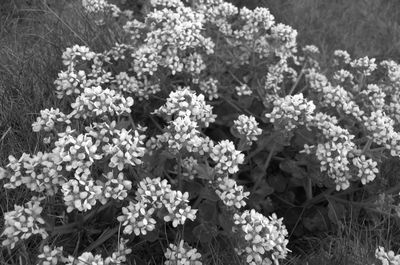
[1,0,400,264]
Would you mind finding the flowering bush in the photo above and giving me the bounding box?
[2,0,400,263]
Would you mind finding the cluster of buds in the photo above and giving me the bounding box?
[37,245,66,265]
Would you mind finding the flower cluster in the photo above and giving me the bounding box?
[37,245,66,265]
[0,152,65,195]
[350,56,377,76]
[265,93,316,131]
[1,198,48,249]
[62,179,104,212]
[233,114,262,144]
[235,84,253,96]
[352,155,379,185]
[164,240,203,265]
[32,108,71,133]
[210,140,245,175]
[118,177,197,235]
[70,86,134,119]
[198,77,219,100]
[153,87,216,127]
[306,112,356,190]
[233,210,289,265]
[375,246,400,265]
[215,177,250,209]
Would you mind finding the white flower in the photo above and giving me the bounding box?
[210,140,244,175]
[1,197,48,249]
[164,240,202,265]
[233,210,289,265]
[215,177,250,209]
[233,115,262,144]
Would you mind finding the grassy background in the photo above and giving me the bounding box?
[1,0,400,264]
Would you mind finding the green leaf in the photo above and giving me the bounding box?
[279,159,307,179]
[192,223,217,243]
[194,163,216,180]
[268,174,288,193]
[198,200,218,222]
[199,186,220,202]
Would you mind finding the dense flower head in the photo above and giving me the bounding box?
[235,7,275,40]
[149,0,184,8]
[103,172,132,200]
[375,246,400,265]
[82,0,109,14]
[62,45,96,67]
[194,0,238,36]
[135,177,172,208]
[215,177,250,209]
[233,114,262,144]
[102,128,146,170]
[199,77,219,100]
[332,69,354,85]
[164,240,202,265]
[210,140,244,175]
[305,112,358,190]
[153,87,216,127]
[360,84,386,111]
[37,245,66,265]
[53,132,102,173]
[66,252,105,265]
[180,156,199,179]
[350,56,377,76]
[270,23,298,57]
[32,108,71,133]
[118,200,157,236]
[265,93,316,131]
[362,110,400,156]
[352,155,379,185]
[235,84,253,96]
[1,197,48,249]
[162,190,197,227]
[119,177,197,234]
[333,49,351,66]
[70,86,134,119]
[0,152,65,195]
[54,69,87,99]
[233,210,289,265]
[62,179,104,212]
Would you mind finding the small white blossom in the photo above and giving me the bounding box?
[164,240,202,265]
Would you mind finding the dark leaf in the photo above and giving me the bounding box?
[279,159,307,179]
[303,206,330,232]
[327,200,346,225]
[198,200,218,222]
[268,174,288,193]
[192,223,217,243]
